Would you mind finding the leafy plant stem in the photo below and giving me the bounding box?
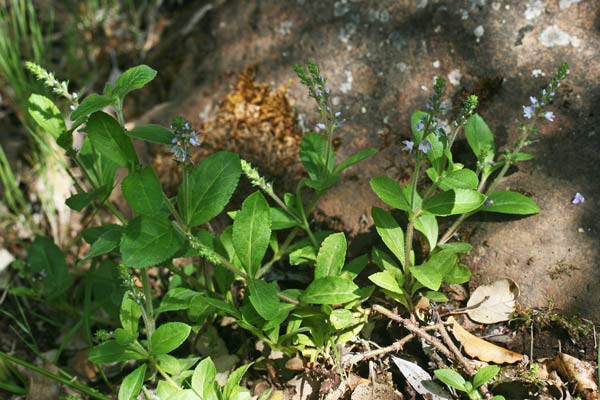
[0,352,111,400]
[322,98,335,176]
[173,220,300,305]
[439,118,537,245]
[115,100,125,128]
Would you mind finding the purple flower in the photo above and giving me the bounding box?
[484,198,494,207]
[335,111,341,117]
[572,192,585,204]
[316,123,326,130]
[415,122,425,131]
[418,139,432,154]
[402,140,414,152]
[425,102,433,111]
[523,105,535,119]
[544,111,555,122]
[325,87,331,95]
[529,96,538,106]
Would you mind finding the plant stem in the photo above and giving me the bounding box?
[295,184,318,249]
[141,271,155,341]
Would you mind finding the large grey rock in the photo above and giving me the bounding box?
[142,0,600,319]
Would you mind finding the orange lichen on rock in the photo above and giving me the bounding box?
[205,68,303,177]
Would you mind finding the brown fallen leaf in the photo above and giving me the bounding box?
[546,353,598,400]
[447,316,523,364]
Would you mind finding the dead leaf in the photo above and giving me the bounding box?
[546,353,598,400]
[391,356,452,400]
[447,316,523,364]
[466,278,519,324]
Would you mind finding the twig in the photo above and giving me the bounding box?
[372,305,453,360]
[434,312,493,399]
[344,334,415,367]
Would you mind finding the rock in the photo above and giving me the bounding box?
[142,0,600,319]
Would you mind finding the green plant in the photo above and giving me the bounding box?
[434,365,505,400]
[368,65,569,315]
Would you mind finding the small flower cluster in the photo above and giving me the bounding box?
[25,61,79,107]
[453,95,479,128]
[403,78,448,155]
[241,159,273,195]
[170,116,200,163]
[522,63,569,121]
[294,60,345,132]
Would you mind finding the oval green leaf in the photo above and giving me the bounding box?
[118,364,147,400]
[370,176,410,211]
[481,190,539,215]
[371,207,405,265]
[232,191,271,276]
[86,111,139,168]
[121,166,164,216]
[150,322,191,355]
[300,277,360,305]
[423,189,486,216]
[315,232,347,279]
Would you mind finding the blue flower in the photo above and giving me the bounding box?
[316,123,326,130]
[415,122,425,131]
[402,140,414,152]
[484,198,494,207]
[529,96,538,106]
[418,139,432,154]
[544,111,555,122]
[523,105,535,119]
[571,192,585,204]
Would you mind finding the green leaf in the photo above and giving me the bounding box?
[434,369,467,391]
[371,247,401,273]
[513,152,534,161]
[84,226,122,260]
[465,114,495,161]
[28,94,66,139]
[410,250,457,291]
[223,363,252,400]
[150,322,191,355]
[27,236,72,298]
[333,148,377,175]
[65,187,104,212]
[127,124,174,144]
[425,130,447,173]
[482,190,539,215]
[371,207,404,265]
[121,166,164,216]
[423,291,448,302]
[113,65,157,100]
[423,189,486,216]
[473,365,500,388]
[86,111,139,168]
[78,138,118,188]
[88,340,146,363]
[439,169,479,191]
[315,232,347,279]
[438,242,473,253]
[203,297,241,319]
[368,271,403,295]
[120,294,142,337]
[233,191,271,276]
[299,133,332,180]
[414,214,438,250]
[330,309,355,330]
[71,94,112,121]
[300,277,360,305]
[157,288,202,313]
[120,216,185,268]
[247,279,280,320]
[370,177,410,211]
[443,264,471,284]
[179,151,241,227]
[270,208,299,230]
[118,364,147,400]
[192,357,217,400]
